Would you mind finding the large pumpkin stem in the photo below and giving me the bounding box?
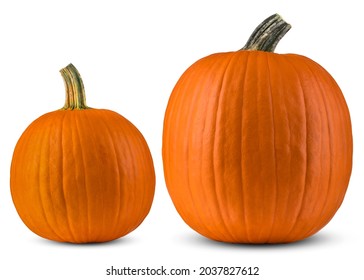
[60,63,89,110]
[241,13,291,52]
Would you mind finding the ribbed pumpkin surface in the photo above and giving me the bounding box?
[11,103,155,243]
[162,50,352,243]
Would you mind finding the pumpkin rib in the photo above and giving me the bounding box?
[226,53,249,242]
[89,111,111,241]
[268,53,295,241]
[73,112,94,242]
[280,57,295,241]
[297,57,333,238]
[253,54,262,240]
[10,125,32,231]
[98,110,155,238]
[163,68,192,184]
[264,53,280,243]
[287,56,332,242]
[38,116,65,241]
[121,114,155,232]
[35,120,47,235]
[196,57,227,238]
[270,56,298,241]
[198,57,223,238]
[85,112,109,241]
[240,51,254,242]
[67,112,83,243]
[57,111,74,242]
[177,57,223,238]
[194,58,222,237]
[95,111,123,239]
[253,56,269,242]
[97,110,133,241]
[138,128,156,222]
[170,70,196,221]
[46,111,71,242]
[279,56,309,241]
[195,65,210,234]
[60,112,78,242]
[216,54,240,241]
[297,59,317,241]
[83,114,99,240]
[244,52,265,242]
[182,56,218,238]
[296,58,332,237]
[165,76,191,228]
[296,59,339,241]
[178,55,234,240]
[98,112,122,241]
[250,53,276,242]
[129,115,155,231]
[238,53,246,241]
[11,122,36,232]
[307,60,351,230]
[212,53,241,242]
[316,60,352,168]
[243,51,262,242]
[283,56,308,240]
[263,53,280,242]
[35,114,68,242]
[67,112,85,243]
[103,111,137,237]
[318,74,346,232]
[133,121,156,225]
[246,52,262,241]
[16,117,48,239]
[11,122,34,235]
[47,113,69,242]
[285,58,308,241]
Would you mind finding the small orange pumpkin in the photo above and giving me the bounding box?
[162,14,352,243]
[11,64,155,243]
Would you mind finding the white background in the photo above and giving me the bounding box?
[0,0,362,279]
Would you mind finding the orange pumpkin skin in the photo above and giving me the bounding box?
[11,65,155,243]
[162,15,352,243]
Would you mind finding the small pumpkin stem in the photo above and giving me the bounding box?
[241,13,291,52]
[60,63,89,110]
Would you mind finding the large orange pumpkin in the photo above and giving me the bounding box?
[162,14,352,243]
[11,64,155,243]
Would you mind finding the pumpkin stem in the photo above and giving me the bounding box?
[60,63,89,110]
[241,13,291,52]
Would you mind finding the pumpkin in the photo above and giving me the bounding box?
[11,64,155,243]
[162,14,352,243]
